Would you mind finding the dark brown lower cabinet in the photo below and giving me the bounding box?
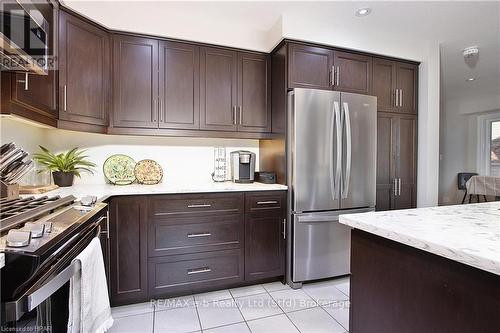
[109,191,286,305]
[244,192,286,281]
[148,249,244,297]
[350,229,500,333]
[109,196,149,306]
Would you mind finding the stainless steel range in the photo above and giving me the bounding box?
[0,195,108,331]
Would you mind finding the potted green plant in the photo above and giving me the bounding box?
[33,146,96,187]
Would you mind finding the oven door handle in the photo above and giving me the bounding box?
[28,260,81,312]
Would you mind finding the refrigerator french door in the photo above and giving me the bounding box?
[288,88,377,284]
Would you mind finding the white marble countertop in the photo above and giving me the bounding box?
[27,182,287,202]
[339,202,500,275]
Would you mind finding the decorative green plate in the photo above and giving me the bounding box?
[134,159,163,185]
[103,154,136,185]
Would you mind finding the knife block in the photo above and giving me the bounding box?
[1,181,19,200]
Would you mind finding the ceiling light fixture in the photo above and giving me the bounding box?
[355,8,372,17]
[466,77,476,82]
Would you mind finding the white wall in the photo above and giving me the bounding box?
[0,119,259,185]
[0,118,48,154]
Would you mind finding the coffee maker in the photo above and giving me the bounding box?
[230,150,256,183]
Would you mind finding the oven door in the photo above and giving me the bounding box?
[1,213,106,331]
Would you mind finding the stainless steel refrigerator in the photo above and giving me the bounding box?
[287,88,377,287]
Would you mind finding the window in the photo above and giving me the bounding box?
[491,120,500,176]
[477,114,500,176]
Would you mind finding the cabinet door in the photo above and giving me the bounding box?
[10,72,57,118]
[59,11,109,126]
[200,47,238,131]
[109,196,148,305]
[159,41,200,129]
[395,116,417,209]
[333,51,372,94]
[397,63,418,114]
[376,113,397,211]
[244,192,285,281]
[372,58,397,112]
[288,43,334,90]
[237,52,271,133]
[113,35,159,128]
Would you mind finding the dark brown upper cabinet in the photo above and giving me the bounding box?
[376,112,417,211]
[288,43,334,90]
[397,62,418,114]
[372,58,418,114]
[200,47,238,131]
[333,51,372,94]
[112,35,159,129]
[1,71,58,127]
[159,41,200,129]
[237,52,271,133]
[287,43,372,95]
[372,58,397,112]
[58,10,110,128]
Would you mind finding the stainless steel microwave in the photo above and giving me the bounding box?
[1,0,49,74]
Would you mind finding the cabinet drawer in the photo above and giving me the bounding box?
[150,193,244,217]
[149,215,244,256]
[245,191,286,213]
[148,249,244,296]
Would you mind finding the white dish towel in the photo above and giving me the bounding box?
[68,237,114,333]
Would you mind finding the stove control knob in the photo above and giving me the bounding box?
[23,223,45,238]
[6,230,32,247]
[43,222,53,233]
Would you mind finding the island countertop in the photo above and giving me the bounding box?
[339,202,500,275]
[27,181,287,202]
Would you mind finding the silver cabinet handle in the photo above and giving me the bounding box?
[398,178,402,196]
[282,218,286,239]
[187,232,211,238]
[152,99,157,122]
[336,66,340,86]
[394,179,398,196]
[395,89,399,107]
[257,200,278,205]
[63,85,67,111]
[239,106,242,125]
[187,267,211,275]
[106,211,110,239]
[399,89,403,107]
[330,66,335,86]
[159,99,163,122]
[232,106,237,124]
[341,101,352,199]
[187,204,212,208]
[17,72,29,90]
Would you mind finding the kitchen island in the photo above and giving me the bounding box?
[339,202,500,333]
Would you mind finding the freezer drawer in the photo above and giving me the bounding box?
[291,209,373,282]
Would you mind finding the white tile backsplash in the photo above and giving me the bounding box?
[1,119,260,185]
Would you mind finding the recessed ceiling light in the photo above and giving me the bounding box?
[355,8,372,17]
[466,77,476,82]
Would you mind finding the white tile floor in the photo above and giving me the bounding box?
[109,277,350,333]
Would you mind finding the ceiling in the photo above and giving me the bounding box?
[61,1,500,110]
